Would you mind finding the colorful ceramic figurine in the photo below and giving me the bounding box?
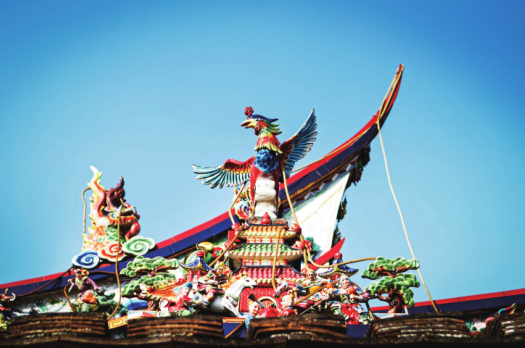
[193,107,317,219]
[73,166,155,266]
[277,290,297,316]
[331,275,371,324]
[68,269,127,316]
[86,167,141,244]
[68,269,105,304]
[199,261,231,308]
[0,290,16,330]
[309,282,336,312]
[120,256,180,310]
[168,283,196,317]
[295,269,328,296]
[243,295,264,327]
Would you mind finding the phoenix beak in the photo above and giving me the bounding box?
[241,119,256,129]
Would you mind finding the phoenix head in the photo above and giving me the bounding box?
[241,107,282,153]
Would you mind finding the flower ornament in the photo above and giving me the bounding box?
[244,106,254,118]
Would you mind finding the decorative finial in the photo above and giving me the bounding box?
[244,106,254,118]
[260,212,271,225]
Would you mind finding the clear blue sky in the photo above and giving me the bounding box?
[1,1,524,305]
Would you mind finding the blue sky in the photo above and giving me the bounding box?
[1,1,524,305]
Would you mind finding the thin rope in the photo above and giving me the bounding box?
[209,228,243,267]
[292,282,329,306]
[290,65,403,176]
[228,182,247,225]
[304,243,376,268]
[281,163,375,269]
[19,266,73,298]
[210,182,248,267]
[108,199,124,320]
[290,148,340,174]
[376,120,439,313]
[271,227,283,291]
[64,284,75,311]
[281,164,299,225]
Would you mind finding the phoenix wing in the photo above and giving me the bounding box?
[193,157,255,189]
[279,108,318,178]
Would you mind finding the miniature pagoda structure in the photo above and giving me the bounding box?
[228,218,305,311]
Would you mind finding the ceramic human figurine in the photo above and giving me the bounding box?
[331,274,370,324]
[67,269,126,316]
[242,296,264,328]
[309,282,336,313]
[168,283,196,317]
[0,290,16,329]
[294,269,328,296]
[68,269,104,305]
[277,290,297,316]
[193,107,317,219]
[199,261,230,308]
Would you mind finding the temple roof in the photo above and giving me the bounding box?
[0,68,402,296]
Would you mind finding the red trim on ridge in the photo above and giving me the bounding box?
[42,271,72,282]
[503,288,525,296]
[155,238,177,249]
[211,211,233,228]
[172,219,217,242]
[0,276,43,288]
[309,238,345,271]
[284,115,379,187]
[460,292,505,302]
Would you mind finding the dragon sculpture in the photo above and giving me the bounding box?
[72,166,155,268]
[193,107,317,219]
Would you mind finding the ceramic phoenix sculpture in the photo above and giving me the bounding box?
[193,107,317,219]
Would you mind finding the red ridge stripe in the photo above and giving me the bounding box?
[0,276,44,288]
[211,211,232,226]
[309,238,345,271]
[284,115,379,186]
[155,238,177,249]
[460,292,505,302]
[504,288,525,296]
